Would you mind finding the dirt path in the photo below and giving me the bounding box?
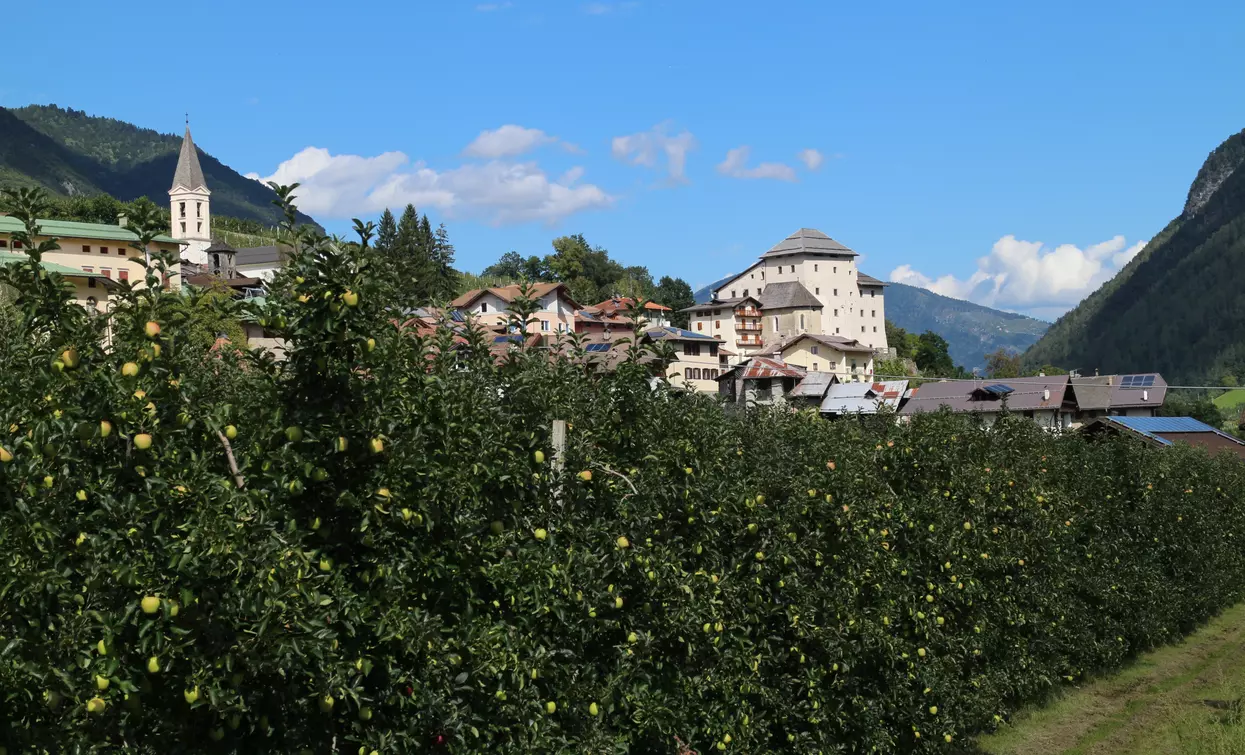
[974,602,1245,755]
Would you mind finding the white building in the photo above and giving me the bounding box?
[685,228,889,358]
[169,124,212,264]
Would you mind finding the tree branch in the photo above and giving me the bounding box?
[217,431,245,489]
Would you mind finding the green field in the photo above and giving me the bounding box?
[975,602,1245,755]
[1213,389,1245,411]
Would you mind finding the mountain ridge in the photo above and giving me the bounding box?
[0,104,317,229]
[1023,127,1245,382]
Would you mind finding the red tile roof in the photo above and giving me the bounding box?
[451,282,579,310]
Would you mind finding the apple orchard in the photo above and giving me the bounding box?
[2,187,1245,754]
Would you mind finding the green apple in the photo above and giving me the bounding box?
[61,347,80,369]
[318,694,335,713]
[184,686,200,704]
[545,701,557,714]
[134,433,153,450]
[366,338,376,352]
[225,425,238,440]
[534,528,548,541]
[335,436,349,452]
[285,426,304,443]
[97,639,107,655]
[141,596,161,614]
[534,450,545,464]
[359,706,373,720]
[147,656,160,673]
[86,697,106,714]
[0,447,11,464]
[319,557,332,572]
[342,290,359,307]
[77,489,88,502]
[589,702,599,716]
[95,675,110,691]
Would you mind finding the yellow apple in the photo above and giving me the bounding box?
[589,702,599,716]
[545,701,557,714]
[134,433,153,450]
[61,347,80,369]
[534,528,548,541]
[318,694,335,713]
[616,536,630,549]
[95,675,110,691]
[578,470,592,481]
[141,596,161,614]
[534,450,545,464]
[100,420,113,438]
[144,321,161,338]
[369,437,384,454]
[366,338,376,352]
[86,697,106,714]
[184,686,200,704]
[342,291,359,307]
[0,447,12,463]
[147,656,160,673]
[225,425,237,440]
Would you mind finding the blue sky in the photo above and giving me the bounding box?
[6,0,1245,318]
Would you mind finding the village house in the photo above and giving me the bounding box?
[0,216,183,313]
[643,326,725,393]
[776,333,876,381]
[450,282,580,334]
[716,357,807,406]
[898,375,1073,430]
[1082,416,1245,459]
[685,228,889,357]
[1066,374,1167,427]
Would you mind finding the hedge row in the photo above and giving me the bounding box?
[2,192,1244,754]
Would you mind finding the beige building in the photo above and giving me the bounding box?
[778,333,876,381]
[0,217,182,313]
[451,282,580,334]
[687,228,888,357]
[644,326,726,393]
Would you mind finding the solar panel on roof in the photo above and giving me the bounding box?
[494,335,522,344]
[450,310,466,322]
[585,343,611,353]
[981,384,1014,395]
[1120,375,1155,389]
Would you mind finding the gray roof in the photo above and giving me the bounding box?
[204,239,236,254]
[781,332,875,354]
[857,273,889,287]
[1071,374,1167,411]
[680,296,760,313]
[171,126,208,192]
[900,376,1071,415]
[235,245,285,266]
[789,372,837,399]
[762,228,857,258]
[759,281,822,309]
[820,380,908,415]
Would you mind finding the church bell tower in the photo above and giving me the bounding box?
[169,121,211,264]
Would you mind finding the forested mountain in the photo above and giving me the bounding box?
[693,278,1048,371]
[0,105,317,228]
[1023,127,1245,383]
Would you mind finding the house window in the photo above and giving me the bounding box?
[811,346,819,355]
[11,240,20,249]
[772,316,779,331]
[541,320,549,331]
[743,289,749,297]
[83,266,94,273]
[697,321,703,331]
[688,368,701,380]
[87,277,97,288]
[86,296,97,308]
[836,327,840,334]
[834,309,838,317]
[715,320,720,328]
[684,343,701,356]
[179,202,186,218]
[480,302,488,313]
[873,326,877,332]
[861,326,866,333]
[101,268,112,279]
[812,363,818,371]
[871,290,876,297]
[871,310,876,317]
[119,269,129,281]
[82,245,91,253]
[815,287,820,295]
[100,247,109,254]
[730,290,736,298]
[709,344,718,357]
[833,266,837,273]
[814,264,818,272]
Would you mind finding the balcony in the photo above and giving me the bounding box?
[735,320,761,332]
[737,335,763,347]
[735,307,760,317]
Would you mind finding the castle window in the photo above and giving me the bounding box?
[197,222,202,233]
[180,222,186,233]
[871,310,876,317]
[815,287,820,295]
[871,290,876,297]
[799,314,805,329]
[179,202,186,218]
[772,316,779,330]
[196,202,202,217]
[833,288,838,296]
[814,264,818,272]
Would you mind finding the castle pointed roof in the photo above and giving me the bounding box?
[762,228,857,258]
[171,125,208,192]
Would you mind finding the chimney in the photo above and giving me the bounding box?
[117,212,127,228]
[1038,371,1046,377]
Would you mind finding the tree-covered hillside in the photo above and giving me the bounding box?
[0,105,318,229]
[1023,128,1245,383]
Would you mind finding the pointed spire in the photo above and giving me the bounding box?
[171,124,207,192]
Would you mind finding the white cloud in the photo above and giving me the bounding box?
[248,147,613,225]
[716,146,798,182]
[463,125,560,158]
[611,122,696,183]
[798,148,824,171]
[475,1,512,11]
[889,234,1148,318]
